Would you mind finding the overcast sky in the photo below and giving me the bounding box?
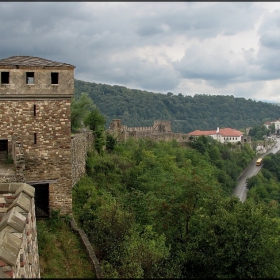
[2,2,280,102]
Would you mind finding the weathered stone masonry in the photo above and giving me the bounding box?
[0,56,98,279]
[108,119,190,143]
[71,129,94,187]
[0,183,40,278]
[0,56,75,215]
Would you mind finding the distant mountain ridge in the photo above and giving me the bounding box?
[74,79,280,134]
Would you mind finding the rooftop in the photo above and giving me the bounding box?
[188,127,243,137]
[0,56,75,68]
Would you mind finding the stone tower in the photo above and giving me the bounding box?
[0,56,75,216]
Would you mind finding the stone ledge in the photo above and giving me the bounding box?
[70,218,103,278]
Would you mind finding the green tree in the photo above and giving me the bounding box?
[94,128,106,155]
[81,195,135,266]
[182,197,280,278]
[84,108,106,132]
[106,134,117,152]
[71,92,95,132]
[84,109,106,154]
[122,225,169,278]
[249,124,269,140]
[270,123,276,134]
[73,137,271,278]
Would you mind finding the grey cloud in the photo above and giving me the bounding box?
[173,44,246,86]
[250,10,280,77]
[134,2,261,40]
[242,48,258,65]
[260,31,280,50]
[136,24,167,37]
[258,10,280,49]
[257,49,280,74]
[78,56,179,93]
[0,2,87,33]
[0,2,279,102]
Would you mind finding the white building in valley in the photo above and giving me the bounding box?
[188,127,244,144]
[264,119,280,133]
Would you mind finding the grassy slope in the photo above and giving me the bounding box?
[37,218,95,278]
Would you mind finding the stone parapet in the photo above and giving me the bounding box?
[70,218,102,278]
[0,183,40,278]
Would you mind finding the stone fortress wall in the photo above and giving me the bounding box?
[3,98,73,215]
[0,56,98,279]
[0,130,95,279]
[108,119,251,145]
[0,183,40,278]
[71,129,94,187]
[108,119,190,143]
[0,129,94,200]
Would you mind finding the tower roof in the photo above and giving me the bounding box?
[0,56,75,68]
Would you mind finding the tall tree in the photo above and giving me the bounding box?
[84,109,106,154]
[182,197,280,278]
[71,92,95,132]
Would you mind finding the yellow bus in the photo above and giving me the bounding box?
[256,158,262,166]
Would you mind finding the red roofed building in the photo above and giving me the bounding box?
[188,127,244,143]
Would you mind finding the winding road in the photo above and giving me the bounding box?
[232,137,280,202]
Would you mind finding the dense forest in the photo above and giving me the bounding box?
[74,79,280,133]
[68,91,280,278]
[72,136,280,278]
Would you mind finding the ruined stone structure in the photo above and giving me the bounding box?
[0,183,40,278]
[0,56,75,216]
[107,119,190,143]
[108,119,252,146]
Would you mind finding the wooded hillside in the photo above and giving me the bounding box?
[74,79,280,133]
[73,137,280,278]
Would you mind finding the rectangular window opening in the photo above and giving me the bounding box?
[51,72,59,84]
[33,104,36,116]
[1,72,9,84]
[26,72,34,84]
[34,133,37,144]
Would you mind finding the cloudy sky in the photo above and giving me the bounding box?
[1,2,280,102]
